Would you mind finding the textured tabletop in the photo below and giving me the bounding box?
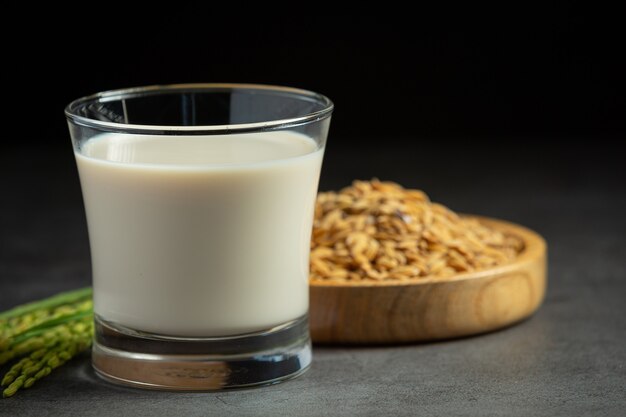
[1,139,624,416]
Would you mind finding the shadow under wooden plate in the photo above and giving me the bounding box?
[309,216,547,344]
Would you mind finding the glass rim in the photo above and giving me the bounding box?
[65,83,334,134]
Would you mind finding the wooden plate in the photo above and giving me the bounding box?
[309,216,547,344]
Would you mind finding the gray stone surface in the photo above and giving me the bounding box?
[1,139,625,416]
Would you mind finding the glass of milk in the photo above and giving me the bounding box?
[65,84,332,390]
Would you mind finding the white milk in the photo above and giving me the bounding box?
[75,132,323,337]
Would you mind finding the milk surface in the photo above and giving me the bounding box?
[75,131,322,336]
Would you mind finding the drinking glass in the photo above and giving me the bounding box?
[65,84,333,390]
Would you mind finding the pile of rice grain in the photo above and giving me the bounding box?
[310,179,523,282]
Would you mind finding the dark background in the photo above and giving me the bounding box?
[4,8,623,192]
[6,8,625,144]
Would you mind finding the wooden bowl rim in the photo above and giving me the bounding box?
[309,215,546,288]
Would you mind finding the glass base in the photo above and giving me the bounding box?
[92,315,311,391]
